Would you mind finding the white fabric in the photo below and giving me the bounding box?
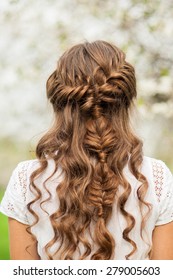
[0,156,173,259]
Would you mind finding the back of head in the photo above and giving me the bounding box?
[47,40,136,118]
[29,41,150,260]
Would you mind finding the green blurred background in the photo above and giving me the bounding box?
[0,0,173,259]
[0,189,9,260]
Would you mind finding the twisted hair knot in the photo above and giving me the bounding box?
[48,77,134,119]
[98,151,107,163]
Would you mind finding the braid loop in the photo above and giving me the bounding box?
[47,55,136,116]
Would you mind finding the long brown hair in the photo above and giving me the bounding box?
[27,40,151,259]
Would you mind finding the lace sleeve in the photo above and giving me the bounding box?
[152,160,173,226]
[0,161,31,224]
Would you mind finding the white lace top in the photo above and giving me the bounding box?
[0,156,173,260]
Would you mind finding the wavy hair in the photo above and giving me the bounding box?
[27,40,151,260]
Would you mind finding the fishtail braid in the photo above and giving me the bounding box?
[84,102,119,259]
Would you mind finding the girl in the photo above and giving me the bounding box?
[1,40,173,260]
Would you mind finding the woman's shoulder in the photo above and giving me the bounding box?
[142,156,172,185]
[15,158,41,172]
[0,159,41,224]
[142,156,172,179]
[143,156,173,203]
[143,155,167,167]
[8,159,41,194]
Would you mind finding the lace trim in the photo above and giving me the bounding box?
[152,160,164,202]
[7,202,14,212]
[17,161,30,202]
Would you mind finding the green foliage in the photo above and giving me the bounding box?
[137,97,145,106]
[0,188,10,260]
[160,68,169,77]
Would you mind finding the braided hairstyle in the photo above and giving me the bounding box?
[28,40,151,259]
